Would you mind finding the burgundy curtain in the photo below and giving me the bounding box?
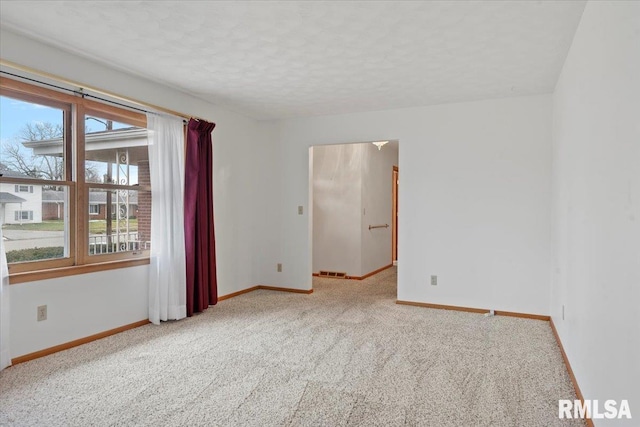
[184,118,217,316]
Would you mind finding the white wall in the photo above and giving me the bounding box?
[267,95,552,316]
[551,2,639,424]
[360,142,398,275]
[312,144,363,276]
[10,266,148,357]
[1,28,273,358]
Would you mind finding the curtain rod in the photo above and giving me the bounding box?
[0,60,207,123]
[0,70,174,118]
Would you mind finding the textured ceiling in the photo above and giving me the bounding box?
[0,1,586,120]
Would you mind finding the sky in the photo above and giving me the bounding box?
[1,95,139,183]
[1,95,130,141]
[0,95,62,144]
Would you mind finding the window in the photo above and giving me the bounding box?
[0,77,151,275]
[14,211,34,221]
[15,185,33,193]
[1,89,70,268]
[84,114,151,257]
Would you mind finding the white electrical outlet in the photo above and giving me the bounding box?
[562,305,565,320]
[37,305,47,322]
[298,206,303,215]
[277,263,282,272]
[430,275,437,286]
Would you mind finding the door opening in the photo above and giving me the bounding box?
[309,141,399,284]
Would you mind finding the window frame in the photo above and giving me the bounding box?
[15,210,34,221]
[1,76,150,278]
[15,185,33,193]
[80,105,149,264]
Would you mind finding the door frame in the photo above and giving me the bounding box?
[392,165,398,263]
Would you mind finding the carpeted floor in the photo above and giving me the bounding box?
[0,267,583,426]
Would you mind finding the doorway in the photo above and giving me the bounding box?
[309,141,398,282]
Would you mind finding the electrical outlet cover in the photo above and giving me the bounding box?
[37,305,47,321]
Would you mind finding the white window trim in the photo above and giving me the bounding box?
[14,210,34,221]
[15,185,33,193]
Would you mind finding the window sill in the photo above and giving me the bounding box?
[8,258,150,285]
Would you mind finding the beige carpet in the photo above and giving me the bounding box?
[0,267,583,426]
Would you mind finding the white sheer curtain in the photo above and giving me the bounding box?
[1,224,11,370]
[147,114,187,325]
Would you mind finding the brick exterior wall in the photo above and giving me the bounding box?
[137,160,151,246]
[90,204,107,220]
[42,202,64,220]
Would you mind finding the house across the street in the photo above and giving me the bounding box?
[42,190,139,221]
[0,165,42,224]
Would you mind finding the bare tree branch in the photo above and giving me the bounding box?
[3,122,64,182]
[18,122,63,142]
[3,141,38,177]
[4,121,105,184]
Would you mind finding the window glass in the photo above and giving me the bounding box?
[1,186,70,263]
[87,188,150,255]
[15,211,34,220]
[15,185,33,193]
[0,96,66,181]
[1,94,70,265]
[84,116,148,185]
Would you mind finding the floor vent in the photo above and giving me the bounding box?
[318,271,347,279]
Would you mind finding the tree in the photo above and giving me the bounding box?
[18,121,62,142]
[3,122,65,181]
[3,122,63,180]
[2,122,101,183]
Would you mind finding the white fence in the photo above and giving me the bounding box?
[89,232,150,254]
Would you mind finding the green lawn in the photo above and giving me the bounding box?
[3,219,138,234]
[3,221,65,231]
